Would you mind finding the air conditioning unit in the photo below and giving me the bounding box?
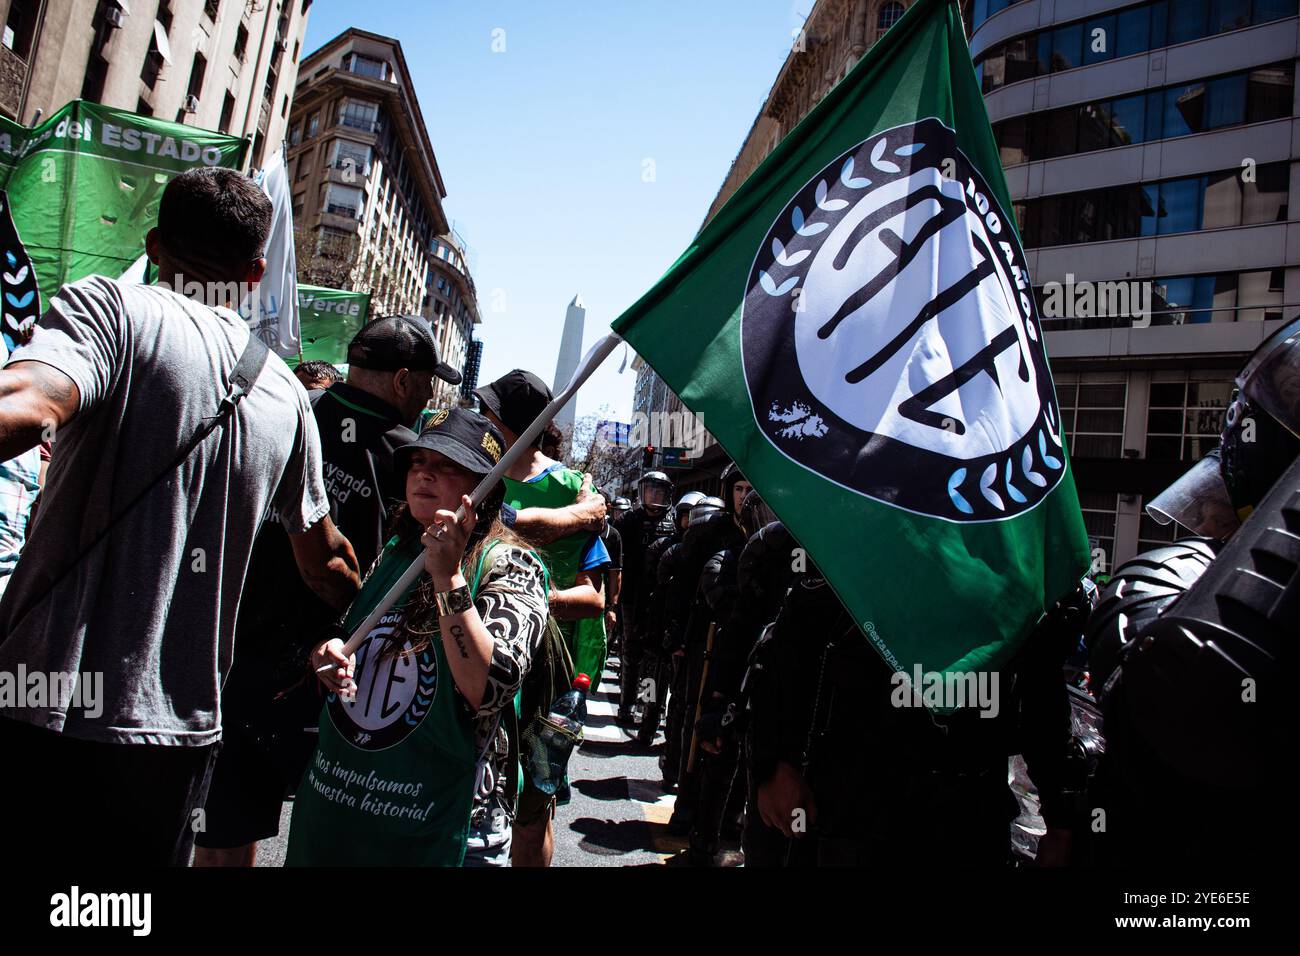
[183,94,199,113]
[105,8,125,28]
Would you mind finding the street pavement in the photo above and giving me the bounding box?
[551,658,683,867]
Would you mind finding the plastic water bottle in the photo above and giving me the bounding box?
[529,674,591,795]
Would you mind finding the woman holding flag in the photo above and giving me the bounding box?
[286,408,550,866]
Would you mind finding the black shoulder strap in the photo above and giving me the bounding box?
[7,330,271,634]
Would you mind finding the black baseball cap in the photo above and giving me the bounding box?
[347,316,461,385]
[395,407,506,477]
[474,369,552,436]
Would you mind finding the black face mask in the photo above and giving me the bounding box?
[1221,394,1300,515]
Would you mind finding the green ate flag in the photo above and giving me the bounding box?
[0,100,246,310]
[612,0,1089,678]
[297,284,372,366]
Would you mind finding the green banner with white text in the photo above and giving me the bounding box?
[0,100,246,311]
[297,284,372,366]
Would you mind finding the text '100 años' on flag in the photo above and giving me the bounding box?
[0,100,247,308]
[612,0,1089,680]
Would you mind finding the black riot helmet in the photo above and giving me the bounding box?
[637,470,673,514]
[687,495,726,527]
[611,496,633,514]
[674,491,707,532]
[1147,319,1300,538]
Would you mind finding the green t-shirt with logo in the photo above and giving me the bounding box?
[286,538,479,867]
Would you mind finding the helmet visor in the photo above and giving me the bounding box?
[1235,317,1300,439]
[1146,450,1241,540]
[639,482,670,509]
[743,492,778,531]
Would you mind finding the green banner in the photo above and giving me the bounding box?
[612,0,1088,679]
[297,283,371,365]
[0,100,246,309]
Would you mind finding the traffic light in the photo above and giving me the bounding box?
[642,445,656,468]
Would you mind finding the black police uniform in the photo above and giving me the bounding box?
[747,570,1046,867]
[612,506,674,720]
[663,511,745,828]
[627,531,677,742]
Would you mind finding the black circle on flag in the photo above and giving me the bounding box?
[740,117,1066,522]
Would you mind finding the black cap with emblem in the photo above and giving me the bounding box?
[347,315,462,385]
[395,407,505,476]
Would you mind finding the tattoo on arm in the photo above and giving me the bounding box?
[32,365,76,407]
[449,623,470,660]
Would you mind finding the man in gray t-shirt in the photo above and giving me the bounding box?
[0,168,360,865]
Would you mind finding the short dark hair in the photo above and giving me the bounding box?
[157,167,271,277]
[295,361,342,387]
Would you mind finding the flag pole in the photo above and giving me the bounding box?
[330,331,624,660]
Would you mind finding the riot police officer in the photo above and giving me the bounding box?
[633,491,705,744]
[663,478,747,832]
[685,491,782,864]
[1084,320,1298,867]
[612,472,675,726]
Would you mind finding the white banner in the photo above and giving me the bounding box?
[243,151,299,358]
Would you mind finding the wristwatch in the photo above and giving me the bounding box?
[434,584,473,616]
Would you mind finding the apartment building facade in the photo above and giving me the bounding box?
[286,28,449,324]
[1,0,309,168]
[427,229,480,407]
[971,0,1299,565]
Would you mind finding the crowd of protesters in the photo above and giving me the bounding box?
[0,166,1287,870]
[0,168,613,867]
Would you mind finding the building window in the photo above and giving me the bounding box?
[1146,373,1233,461]
[306,111,320,138]
[141,31,167,90]
[234,23,249,62]
[4,0,42,59]
[877,2,906,37]
[203,0,221,21]
[977,0,1297,94]
[345,52,388,80]
[325,184,364,219]
[1056,375,1127,459]
[186,52,208,101]
[339,99,379,132]
[992,62,1294,165]
[219,90,236,133]
[1017,161,1289,248]
[289,124,302,147]
[330,139,371,174]
[1078,490,1120,560]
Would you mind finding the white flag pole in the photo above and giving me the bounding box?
[329,331,625,661]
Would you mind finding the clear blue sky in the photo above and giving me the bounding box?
[303,1,813,423]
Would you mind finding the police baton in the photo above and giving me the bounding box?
[323,332,626,665]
